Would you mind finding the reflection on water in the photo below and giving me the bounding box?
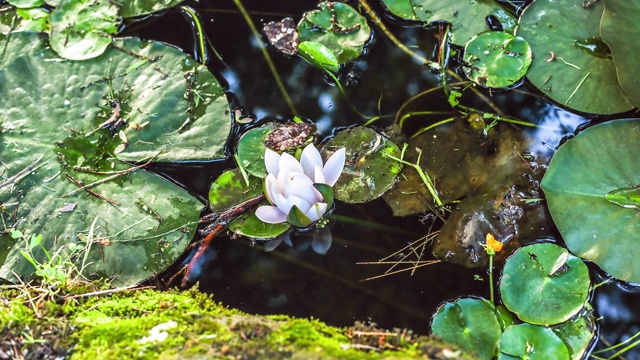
[129,0,640,357]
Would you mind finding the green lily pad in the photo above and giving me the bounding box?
[541,119,640,283]
[551,305,596,360]
[0,37,232,286]
[499,324,570,360]
[321,127,402,203]
[298,1,371,64]
[380,0,415,19]
[236,123,278,178]
[49,0,120,60]
[112,0,185,18]
[430,297,501,360]
[516,0,633,114]
[228,210,290,239]
[0,31,48,68]
[383,0,516,46]
[298,41,340,74]
[601,0,640,107]
[7,0,43,8]
[464,32,532,88]
[499,243,590,326]
[208,169,262,213]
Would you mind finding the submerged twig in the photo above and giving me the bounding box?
[65,173,118,206]
[181,194,265,286]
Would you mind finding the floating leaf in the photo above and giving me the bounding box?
[321,127,402,203]
[112,0,185,18]
[517,0,633,114]
[298,1,371,64]
[298,41,340,74]
[380,0,415,19]
[208,169,262,213]
[499,243,590,326]
[541,119,640,283]
[228,211,290,239]
[464,32,532,88]
[383,0,516,46]
[0,37,232,286]
[49,0,120,60]
[236,123,278,178]
[551,305,596,360]
[7,0,43,8]
[0,32,48,68]
[601,0,640,107]
[499,324,570,360]
[431,297,501,360]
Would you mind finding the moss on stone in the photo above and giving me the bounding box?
[0,286,475,359]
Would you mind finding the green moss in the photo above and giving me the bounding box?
[1,286,476,359]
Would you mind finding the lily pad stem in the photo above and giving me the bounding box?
[233,0,299,117]
[383,144,443,207]
[326,71,370,120]
[180,6,209,65]
[488,252,495,304]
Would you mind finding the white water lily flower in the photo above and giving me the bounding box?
[255,143,345,225]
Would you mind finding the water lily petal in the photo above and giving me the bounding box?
[265,174,281,204]
[322,148,346,186]
[305,202,328,222]
[285,195,312,215]
[313,163,325,184]
[279,152,304,174]
[255,205,287,224]
[284,173,319,204]
[264,148,280,176]
[300,143,323,180]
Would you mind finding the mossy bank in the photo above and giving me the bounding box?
[1,286,474,359]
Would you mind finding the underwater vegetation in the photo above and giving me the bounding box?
[0,0,639,358]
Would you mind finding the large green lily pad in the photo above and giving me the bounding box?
[499,243,590,326]
[49,0,119,60]
[499,324,570,360]
[298,1,371,64]
[541,119,640,283]
[0,37,231,286]
[321,127,402,203]
[464,31,532,88]
[430,297,501,360]
[0,31,48,68]
[600,0,640,108]
[383,0,516,46]
[516,0,633,114]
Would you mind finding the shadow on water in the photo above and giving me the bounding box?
[127,0,640,356]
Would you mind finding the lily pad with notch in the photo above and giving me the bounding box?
[208,168,263,213]
[541,118,640,283]
[112,0,185,18]
[600,0,640,108]
[499,323,570,360]
[464,31,532,88]
[297,1,371,65]
[321,126,402,203]
[49,0,120,60]
[499,243,590,326]
[0,37,231,287]
[516,0,633,114]
[551,305,596,360]
[382,0,516,46]
[430,297,501,360]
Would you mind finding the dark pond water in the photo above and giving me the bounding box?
[127,0,640,358]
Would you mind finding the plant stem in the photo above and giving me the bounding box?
[233,0,298,117]
[383,144,443,207]
[488,253,495,304]
[180,6,208,65]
